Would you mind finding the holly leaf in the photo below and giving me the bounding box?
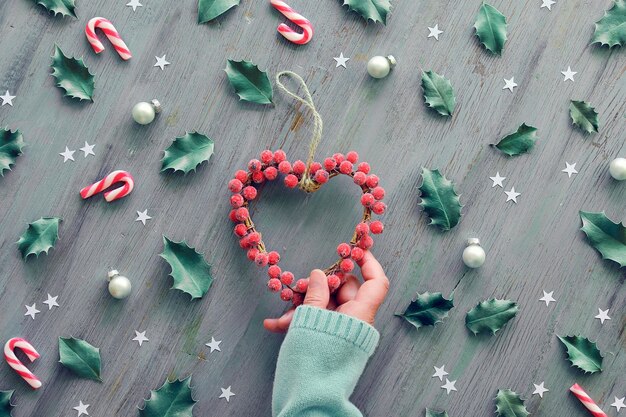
[557,335,603,373]
[579,211,626,267]
[493,124,538,157]
[569,100,599,133]
[421,70,456,117]
[33,0,77,18]
[50,45,95,102]
[342,0,391,25]
[161,132,215,174]
[418,168,462,231]
[591,0,626,47]
[495,389,529,417]
[0,128,26,176]
[0,391,15,417]
[225,60,273,104]
[58,337,102,382]
[426,410,448,417]
[139,376,197,417]
[160,236,213,299]
[17,217,62,259]
[397,292,454,330]
[474,2,507,55]
[198,0,239,23]
[465,299,518,335]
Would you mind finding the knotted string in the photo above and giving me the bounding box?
[276,71,324,192]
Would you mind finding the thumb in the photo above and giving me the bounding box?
[303,269,329,308]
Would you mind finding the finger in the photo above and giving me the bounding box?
[303,269,330,308]
[355,251,389,308]
[263,309,295,333]
[335,275,360,305]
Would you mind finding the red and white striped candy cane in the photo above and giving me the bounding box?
[4,338,42,389]
[269,0,313,45]
[80,170,134,203]
[570,384,608,417]
[85,17,132,60]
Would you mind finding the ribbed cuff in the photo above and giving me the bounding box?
[291,306,380,355]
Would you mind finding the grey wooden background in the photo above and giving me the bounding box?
[0,0,624,416]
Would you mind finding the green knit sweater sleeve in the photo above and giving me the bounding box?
[272,306,380,417]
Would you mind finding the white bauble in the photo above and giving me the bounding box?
[132,102,156,125]
[463,239,485,268]
[108,270,132,299]
[609,158,626,181]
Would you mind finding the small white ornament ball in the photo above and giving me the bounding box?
[463,238,485,269]
[609,158,626,181]
[107,270,132,299]
[132,99,161,125]
[367,55,396,79]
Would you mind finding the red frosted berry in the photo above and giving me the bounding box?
[230,194,244,208]
[340,259,354,272]
[372,201,387,215]
[337,242,351,258]
[235,207,249,221]
[327,274,341,291]
[235,170,248,183]
[248,159,262,172]
[353,171,367,186]
[247,248,259,261]
[280,271,294,285]
[229,209,238,223]
[278,161,292,174]
[280,288,294,301]
[324,157,337,170]
[243,186,257,200]
[248,232,261,246]
[333,153,345,164]
[314,169,329,184]
[268,278,282,292]
[335,271,345,281]
[339,161,353,174]
[357,162,370,174]
[366,174,379,188]
[264,166,278,181]
[255,252,269,267]
[292,160,306,175]
[358,235,374,249]
[346,151,359,164]
[350,247,364,261]
[239,236,251,249]
[274,149,287,163]
[355,222,369,235]
[252,171,265,184]
[295,278,309,292]
[260,150,274,164]
[268,251,280,265]
[234,223,248,237]
[284,174,298,188]
[292,292,304,306]
[371,186,385,200]
[308,162,322,174]
[268,265,282,278]
[370,220,384,234]
[361,193,375,207]
[228,179,243,193]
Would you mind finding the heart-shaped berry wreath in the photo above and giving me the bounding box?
[227,72,387,305]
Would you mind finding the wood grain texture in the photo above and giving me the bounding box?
[0,0,624,416]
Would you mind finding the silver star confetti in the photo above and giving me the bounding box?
[541,0,556,10]
[219,386,235,402]
[73,401,90,416]
[441,379,457,394]
[562,66,577,82]
[154,55,170,70]
[126,0,142,11]
[432,365,448,381]
[60,147,75,163]
[25,303,40,319]
[206,337,222,352]
[595,308,611,324]
[427,24,443,40]
[502,77,518,93]
[490,172,506,188]
[80,142,95,158]
[533,382,549,398]
[133,330,149,346]
[333,53,349,68]
[135,210,152,226]
[1,90,15,106]
[43,294,59,310]
[562,162,578,178]
[505,187,520,203]
[612,397,625,412]
[539,291,556,306]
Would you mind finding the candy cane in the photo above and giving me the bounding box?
[570,384,608,417]
[85,17,132,60]
[269,0,313,45]
[80,170,134,202]
[4,338,42,389]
